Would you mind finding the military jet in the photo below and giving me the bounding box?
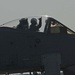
[0,15,75,75]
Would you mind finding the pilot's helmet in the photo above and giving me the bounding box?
[19,18,26,23]
[31,18,37,24]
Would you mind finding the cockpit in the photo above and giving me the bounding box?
[0,16,75,34]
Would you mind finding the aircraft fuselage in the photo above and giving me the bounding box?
[0,29,75,73]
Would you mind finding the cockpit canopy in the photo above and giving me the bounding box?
[0,16,75,34]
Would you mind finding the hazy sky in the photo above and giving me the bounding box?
[0,0,75,31]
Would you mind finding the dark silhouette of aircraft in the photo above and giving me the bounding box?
[0,15,75,75]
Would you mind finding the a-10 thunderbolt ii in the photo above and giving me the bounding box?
[0,15,75,75]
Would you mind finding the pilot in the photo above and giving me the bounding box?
[16,18,29,30]
[29,18,42,32]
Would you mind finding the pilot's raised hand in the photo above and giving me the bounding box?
[38,17,42,21]
[38,17,42,27]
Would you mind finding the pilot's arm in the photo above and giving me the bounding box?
[37,17,42,28]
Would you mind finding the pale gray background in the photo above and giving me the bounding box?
[0,0,75,31]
